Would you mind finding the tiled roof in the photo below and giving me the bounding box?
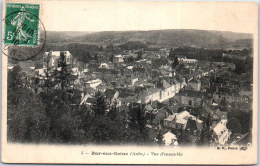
[151,108,167,125]
[162,80,171,89]
[145,104,154,111]
[104,89,117,99]
[35,63,43,69]
[215,109,227,120]
[213,120,228,135]
[140,87,160,96]
[86,97,95,104]
[178,90,206,98]
[84,87,96,95]
[119,92,133,98]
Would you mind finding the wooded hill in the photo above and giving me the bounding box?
[46,29,253,49]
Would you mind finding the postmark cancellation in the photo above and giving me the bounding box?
[2,3,46,61]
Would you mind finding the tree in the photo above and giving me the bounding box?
[168,48,175,61]
[227,110,251,134]
[52,52,75,100]
[196,114,213,145]
[128,104,149,143]
[156,130,163,145]
[8,67,49,143]
[51,106,82,143]
[8,65,25,104]
[137,51,143,60]
[172,56,179,69]
[120,41,147,50]
[177,127,192,145]
[109,54,114,62]
[91,91,108,116]
[108,100,117,120]
[30,76,40,94]
[88,116,118,143]
[226,118,241,134]
[106,44,114,51]
[72,105,93,143]
[39,54,78,142]
[219,98,228,107]
[152,57,169,67]
[8,89,49,143]
[43,52,54,93]
[196,128,213,146]
[87,101,130,144]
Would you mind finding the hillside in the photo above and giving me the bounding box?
[45,29,253,49]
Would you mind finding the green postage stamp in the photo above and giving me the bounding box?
[4,3,40,46]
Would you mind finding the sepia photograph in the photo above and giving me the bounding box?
[1,0,258,164]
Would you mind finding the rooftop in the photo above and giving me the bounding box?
[213,120,228,135]
[178,90,206,98]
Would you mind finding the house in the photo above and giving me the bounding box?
[138,87,161,104]
[187,79,201,91]
[43,51,77,68]
[80,93,91,105]
[159,64,172,71]
[114,55,124,63]
[212,120,231,145]
[80,87,97,105]
[129,76,138,86]
[147,106,171,129]
[163,111,190,129]
[178,90,205,107]
[86,79,102,89]
[99,63,109,69]
[71,67,80,76]
[158,80,176,102]
[134,79,147,87]
[201,77,210,89]
[201,101,228,121]
[83,68,89,73]
[213,109,227,120]
[120,94,141,106]
[163,132,178,146]
[212,86,248,104]
[202,101,214,116]
[179,58,198,65]
[96,84,107,93]
[175,76,187,89]
[35,68,46,77]
[105,89,121,106]
[172,78,181,93]
[85,97,96,106]
[177,55,187,61]
[164,110,203,133]
[185,118,203,133]
[127,66,134,70]
[83,87,96,96]
[161,70,173,78]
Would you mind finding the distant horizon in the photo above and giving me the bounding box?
[46,29,253,35]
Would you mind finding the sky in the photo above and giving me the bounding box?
[32,1,258,34]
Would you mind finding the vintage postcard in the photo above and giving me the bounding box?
[1,0,258,164]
